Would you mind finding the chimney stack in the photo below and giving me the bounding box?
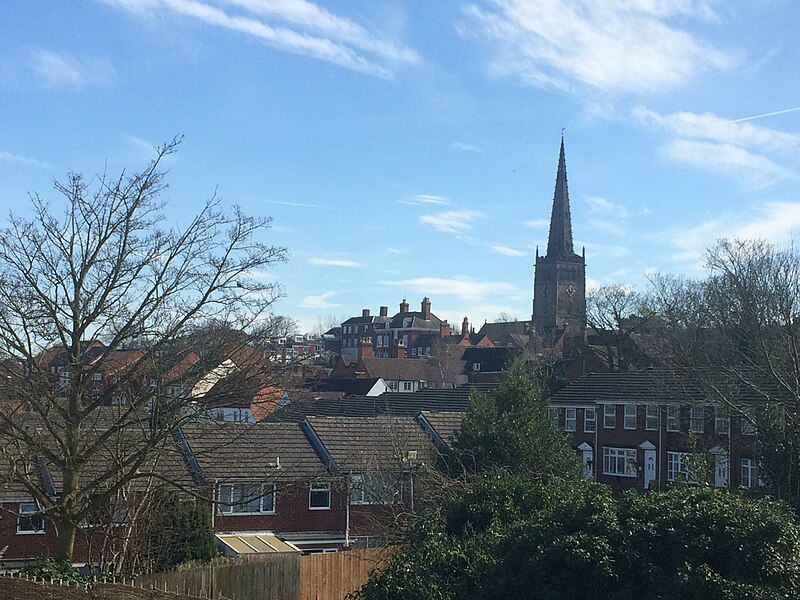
[394,338,406,359]
[421,297,431,320]
[440,320,451,337]
[379,306,388,317]
[358,337,373,359]
[362,308,370,317]
[462,317,470,339]
[400,298,409,313]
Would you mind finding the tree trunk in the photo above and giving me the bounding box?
[54,518,78,563]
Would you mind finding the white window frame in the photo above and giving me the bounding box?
[689,406,705,433]
[667,451,695,482]
[584,407,596,433]
[472,362,481,372]
[349,473,400,505]
[645,405,659,431]
[603,404,616,429]
[666,405,680,432]
[217,483,276,515]
[741,458,756,488]
[624,404,637,430]
[547,407,559,427]
[564,408,576,432]
[309,482,331,510]
[602,447,637,477]
[402,381,413,391]
[17,502,45,534]
[715,407,730,434]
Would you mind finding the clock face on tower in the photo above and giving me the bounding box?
[565,284,576,297]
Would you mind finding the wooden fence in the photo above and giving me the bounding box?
[0,572,204,600]
[132,547,394,600]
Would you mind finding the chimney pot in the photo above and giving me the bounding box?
[379,306,388,317]
[362,308,370,317]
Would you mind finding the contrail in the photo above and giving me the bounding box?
[734,107,800,122]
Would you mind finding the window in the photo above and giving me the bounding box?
[603,405,616,429]
[741,458,758,488]
[349,473,399,505]
[411,348,417,356]
[17,503,44,534]
[547,407,559,427]
[666,405,680,431]
[217,483,275,514]
[472,362,481,372]
[602,447,637,477]
[645,405,659,431]
[689,406,705,433]
[387,381,398,391]
[564,408,577,432]
[354,325,359,334]
[309,482,331,510]
[584,407,596,433]
[741,406,756,435]
[715,407,730,434]
[667,452,695,482]
[92,372,102,381]
[402,381,413,391]
[624,404,637,430]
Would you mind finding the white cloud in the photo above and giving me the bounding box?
[525,219,549,228]
[308,257,364,267]
[634,107,800,187]
[580,241,629,258]
[386,247,408,255]
[453,141,481,152]
[666,200,800,265]
[103,0,419,78]
[491,245,525,257]
[28,48,115,89]
[382,276,516,301]
[401,194,450,206]
[586,196,630,235]
[0,151,49,168]
[460,0,731,94]
[299,291,340,309]
[419,209,484,234]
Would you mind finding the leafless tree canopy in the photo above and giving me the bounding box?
[0,138,288,561]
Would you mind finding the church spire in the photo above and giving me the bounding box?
[546,136,574,257]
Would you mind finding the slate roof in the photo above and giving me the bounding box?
[179,421,327,481]
[548,368,782,406]
[303,416,436,471]
[388,312,442,329]
[461,346,517,373]
[266,384,494,422]
[306,377,384,396]
[476,321,533,348]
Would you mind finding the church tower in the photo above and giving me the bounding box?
[532,138,586,335]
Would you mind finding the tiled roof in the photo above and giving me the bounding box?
[180,421,327,481]
[388,312,442,329]
[267,384,494,421]
[548,368,781,405]
[359,357,464,384]
[304,416,436,470]
[476,321,533,347]
[418,411,463,447]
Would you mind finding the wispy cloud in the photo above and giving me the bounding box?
[525,219,549,228]
[665,200,800,265]
[299,291,340,309]
[308,257,364,267]
[453,141,481,152]
[0,151,50,168]
[102,0,419,78]
[459,0,731,94]
[634,106,800,187]
[586,195,629,235]
[386,247,408,255]
[400,194,451,206]
[491,245,525,257]
[263,199,333,209]
[419,209,484,234]
[580,241,629,258]
[28,48,115,89]
[382,276,516,301]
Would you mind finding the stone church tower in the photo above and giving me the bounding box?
[532,138,586,335]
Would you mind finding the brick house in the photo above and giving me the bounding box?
[548,370,767,491]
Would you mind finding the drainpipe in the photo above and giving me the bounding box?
[345,472,350,548]
[409,467,415,514]
[211,478,217,530]
[658,408,663,491]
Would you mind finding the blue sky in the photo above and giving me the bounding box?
[2,1,800,333]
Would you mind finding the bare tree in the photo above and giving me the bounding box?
[646,239,800,507]
[0,138,288,562]
[585,284,654,371]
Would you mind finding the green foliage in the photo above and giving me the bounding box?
[357,479,800,600]
[453,361,583,481]
[136,493,216,572]
[21,557,90,585]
